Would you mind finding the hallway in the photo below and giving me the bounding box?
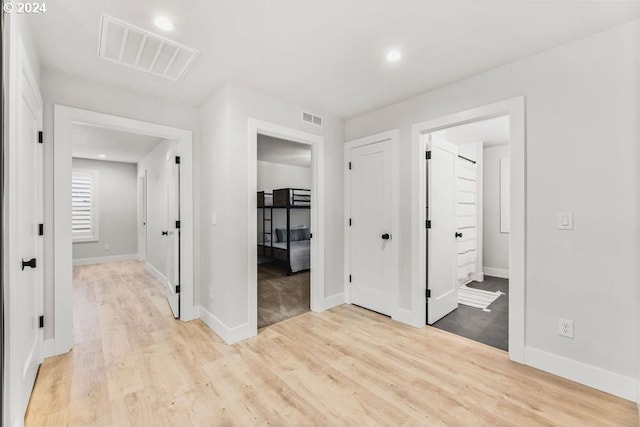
[25,262,638,426]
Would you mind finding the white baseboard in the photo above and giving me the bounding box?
[72,253,138,266]
[145,262,167,283]
[198,305,250,345]
[393,307,423,328]
[43,339,55,358]
[459,278,473,287]
[483,267,509,279]
[323,292,345,310]
[524,347,637,403]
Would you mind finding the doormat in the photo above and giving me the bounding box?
[458,284,504,312]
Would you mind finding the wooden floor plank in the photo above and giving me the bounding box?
[25,261,639,426]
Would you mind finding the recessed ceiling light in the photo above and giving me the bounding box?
[386,49,402,62]
[98,154,106,159]
[154,16,174,32]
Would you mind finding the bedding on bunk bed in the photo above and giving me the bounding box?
[270,240,310,273]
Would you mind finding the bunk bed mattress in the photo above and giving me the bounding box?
[271,240,311,272]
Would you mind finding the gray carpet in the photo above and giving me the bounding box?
[432,277,509,351]
[258,262,310,328]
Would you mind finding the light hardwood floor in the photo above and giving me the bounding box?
[26,261,638,426]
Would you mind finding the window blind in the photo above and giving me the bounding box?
[71,170,96,240]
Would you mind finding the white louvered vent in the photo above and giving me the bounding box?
[302,111,323,127]
[99,15,199,81]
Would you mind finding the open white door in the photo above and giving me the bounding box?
[166,148,180,318]
[13,41,44,417]
[348,139,393,316]
[426,135,459,324]
[137,172,147,261]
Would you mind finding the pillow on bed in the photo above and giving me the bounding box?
[276,227,310,242]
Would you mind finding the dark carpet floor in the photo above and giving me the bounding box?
[432,276,509,351]
[258,262,310,329]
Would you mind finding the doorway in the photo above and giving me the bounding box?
[425,116,511,351]
[248,119,325,337]
[256,135,311,328]
[70,124,181,318]
[53,106,195,355]
[412,97,525,362]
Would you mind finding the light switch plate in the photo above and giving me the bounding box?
[212,211,217,225]
[557,211,573,230]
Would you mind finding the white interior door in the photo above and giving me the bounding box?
[166,150,180,318]
[137,173,147,261]
[427,135,459,324]
[16,59,43,415]
[348,140,393,316]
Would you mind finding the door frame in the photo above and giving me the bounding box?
[344,130,399,318]
[411,97,526,363]
[53,106,195,355]
[248,119,325,337]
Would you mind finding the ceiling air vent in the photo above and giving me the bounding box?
[302,111,323,127]
[98,15,199,81]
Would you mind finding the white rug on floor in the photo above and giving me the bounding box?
[458,284,504,312]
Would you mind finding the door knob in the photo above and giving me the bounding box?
[21,258,36,270]
[381,233,391,240]
[455,232,463,238]
[162,231,168,236]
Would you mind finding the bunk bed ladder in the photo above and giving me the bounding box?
[263,206,273,257]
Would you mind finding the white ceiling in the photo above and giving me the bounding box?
[72,123,165,163]
[435,115,510,148]
[257,134,311,167]
[30,1,640,119]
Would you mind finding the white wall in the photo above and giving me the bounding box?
[71,158,137,261]
[257,160,311,237]
[483,145,510,274]
[345,21,639,389]
[137,140,175,278]
[257,160,311,191]
[40,68,200,341]
[199,83,344,330]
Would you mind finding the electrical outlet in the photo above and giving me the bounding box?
[558,318,574,338]
[209,288,214,302]
[104,244,110,252]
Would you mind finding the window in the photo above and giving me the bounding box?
[72,169,99,242]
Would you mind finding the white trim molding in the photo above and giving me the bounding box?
[72,254,138,266]
[323,292,345,311]
[43,339,55,358]
[145,262,168,283]
[411,97,526,363]
[483,267,509,279]
[199,305,251,345]
[248,119,326,339]
[525,347,638,403]
[53,105,196,357]
[343,129,400,320]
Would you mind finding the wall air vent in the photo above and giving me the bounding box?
[302,111,323,127]
[98,15,199,81]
